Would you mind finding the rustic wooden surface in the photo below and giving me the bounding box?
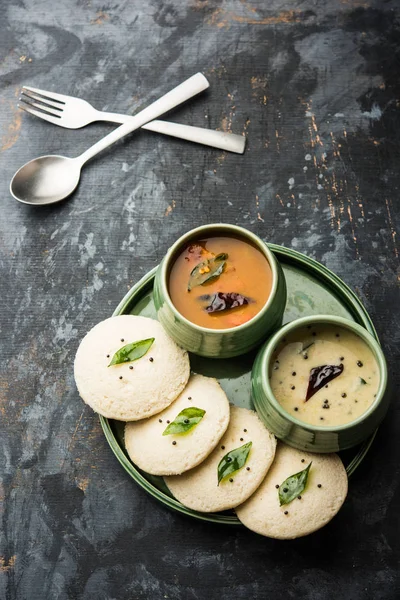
[1,1,399,598]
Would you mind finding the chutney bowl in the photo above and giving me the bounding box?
[251,314,389,452]
[153,223,287,358]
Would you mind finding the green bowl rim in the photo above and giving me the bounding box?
[99,244,381,524]
[256,314,387,433]
[157,223,282,334]
[268,244,378,339]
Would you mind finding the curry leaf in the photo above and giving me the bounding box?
[199,292,251,313]
[306,364,344,401]
[298,341,314,354]
[162,407,206,435]
[217,441,252,485]
[187,253,228,291]
[108,338,154,366]
[279,462,312,506]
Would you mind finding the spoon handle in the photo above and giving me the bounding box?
[76,73,209,165]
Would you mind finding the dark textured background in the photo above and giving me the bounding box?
[1,1,399,598]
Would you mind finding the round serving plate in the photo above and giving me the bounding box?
[100,244,379,525]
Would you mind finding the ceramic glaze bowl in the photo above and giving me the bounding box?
[251,315,389,452]
[153,224,287,358]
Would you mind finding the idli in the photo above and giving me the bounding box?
[124,374,230,475]
[164,406,276,512]
[236,443,348,539]
[74,315,190,420]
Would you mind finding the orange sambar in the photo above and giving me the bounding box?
[168,236,273,330]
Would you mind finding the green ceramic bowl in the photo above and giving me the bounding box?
[153,224,287,358]
[252,315,388,452]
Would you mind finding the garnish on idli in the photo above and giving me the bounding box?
[74,315,190,421]
[235,443,348,539]
[164,406,276,512]
[124,374,230,475]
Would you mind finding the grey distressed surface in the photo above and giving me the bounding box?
[1,0,399,598]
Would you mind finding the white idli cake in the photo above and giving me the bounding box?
[124,374,230,475]
[236,443,348,539]
[164,406,276,512]
[74,315,190,421]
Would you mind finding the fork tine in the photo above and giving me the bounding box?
[19,97,62,117]
[21,89,64,111]
[22,85,67,105]
[18,101,62,125]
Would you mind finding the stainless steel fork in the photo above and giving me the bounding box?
[19,86,246,154]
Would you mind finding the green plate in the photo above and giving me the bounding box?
[100,245,379,525]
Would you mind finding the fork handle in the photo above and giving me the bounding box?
[97,113,246,154]
[76,73,209,165]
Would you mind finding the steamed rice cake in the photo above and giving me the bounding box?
[125,374,230,475]
[74,315,190,420]
[164,406,276,512]
[236,443,348,539]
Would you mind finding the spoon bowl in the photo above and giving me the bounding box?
[10,155,81,206]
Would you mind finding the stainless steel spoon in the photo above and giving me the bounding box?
[10,73,209,206]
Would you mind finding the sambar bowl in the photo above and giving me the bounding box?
[153,224,287,358]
